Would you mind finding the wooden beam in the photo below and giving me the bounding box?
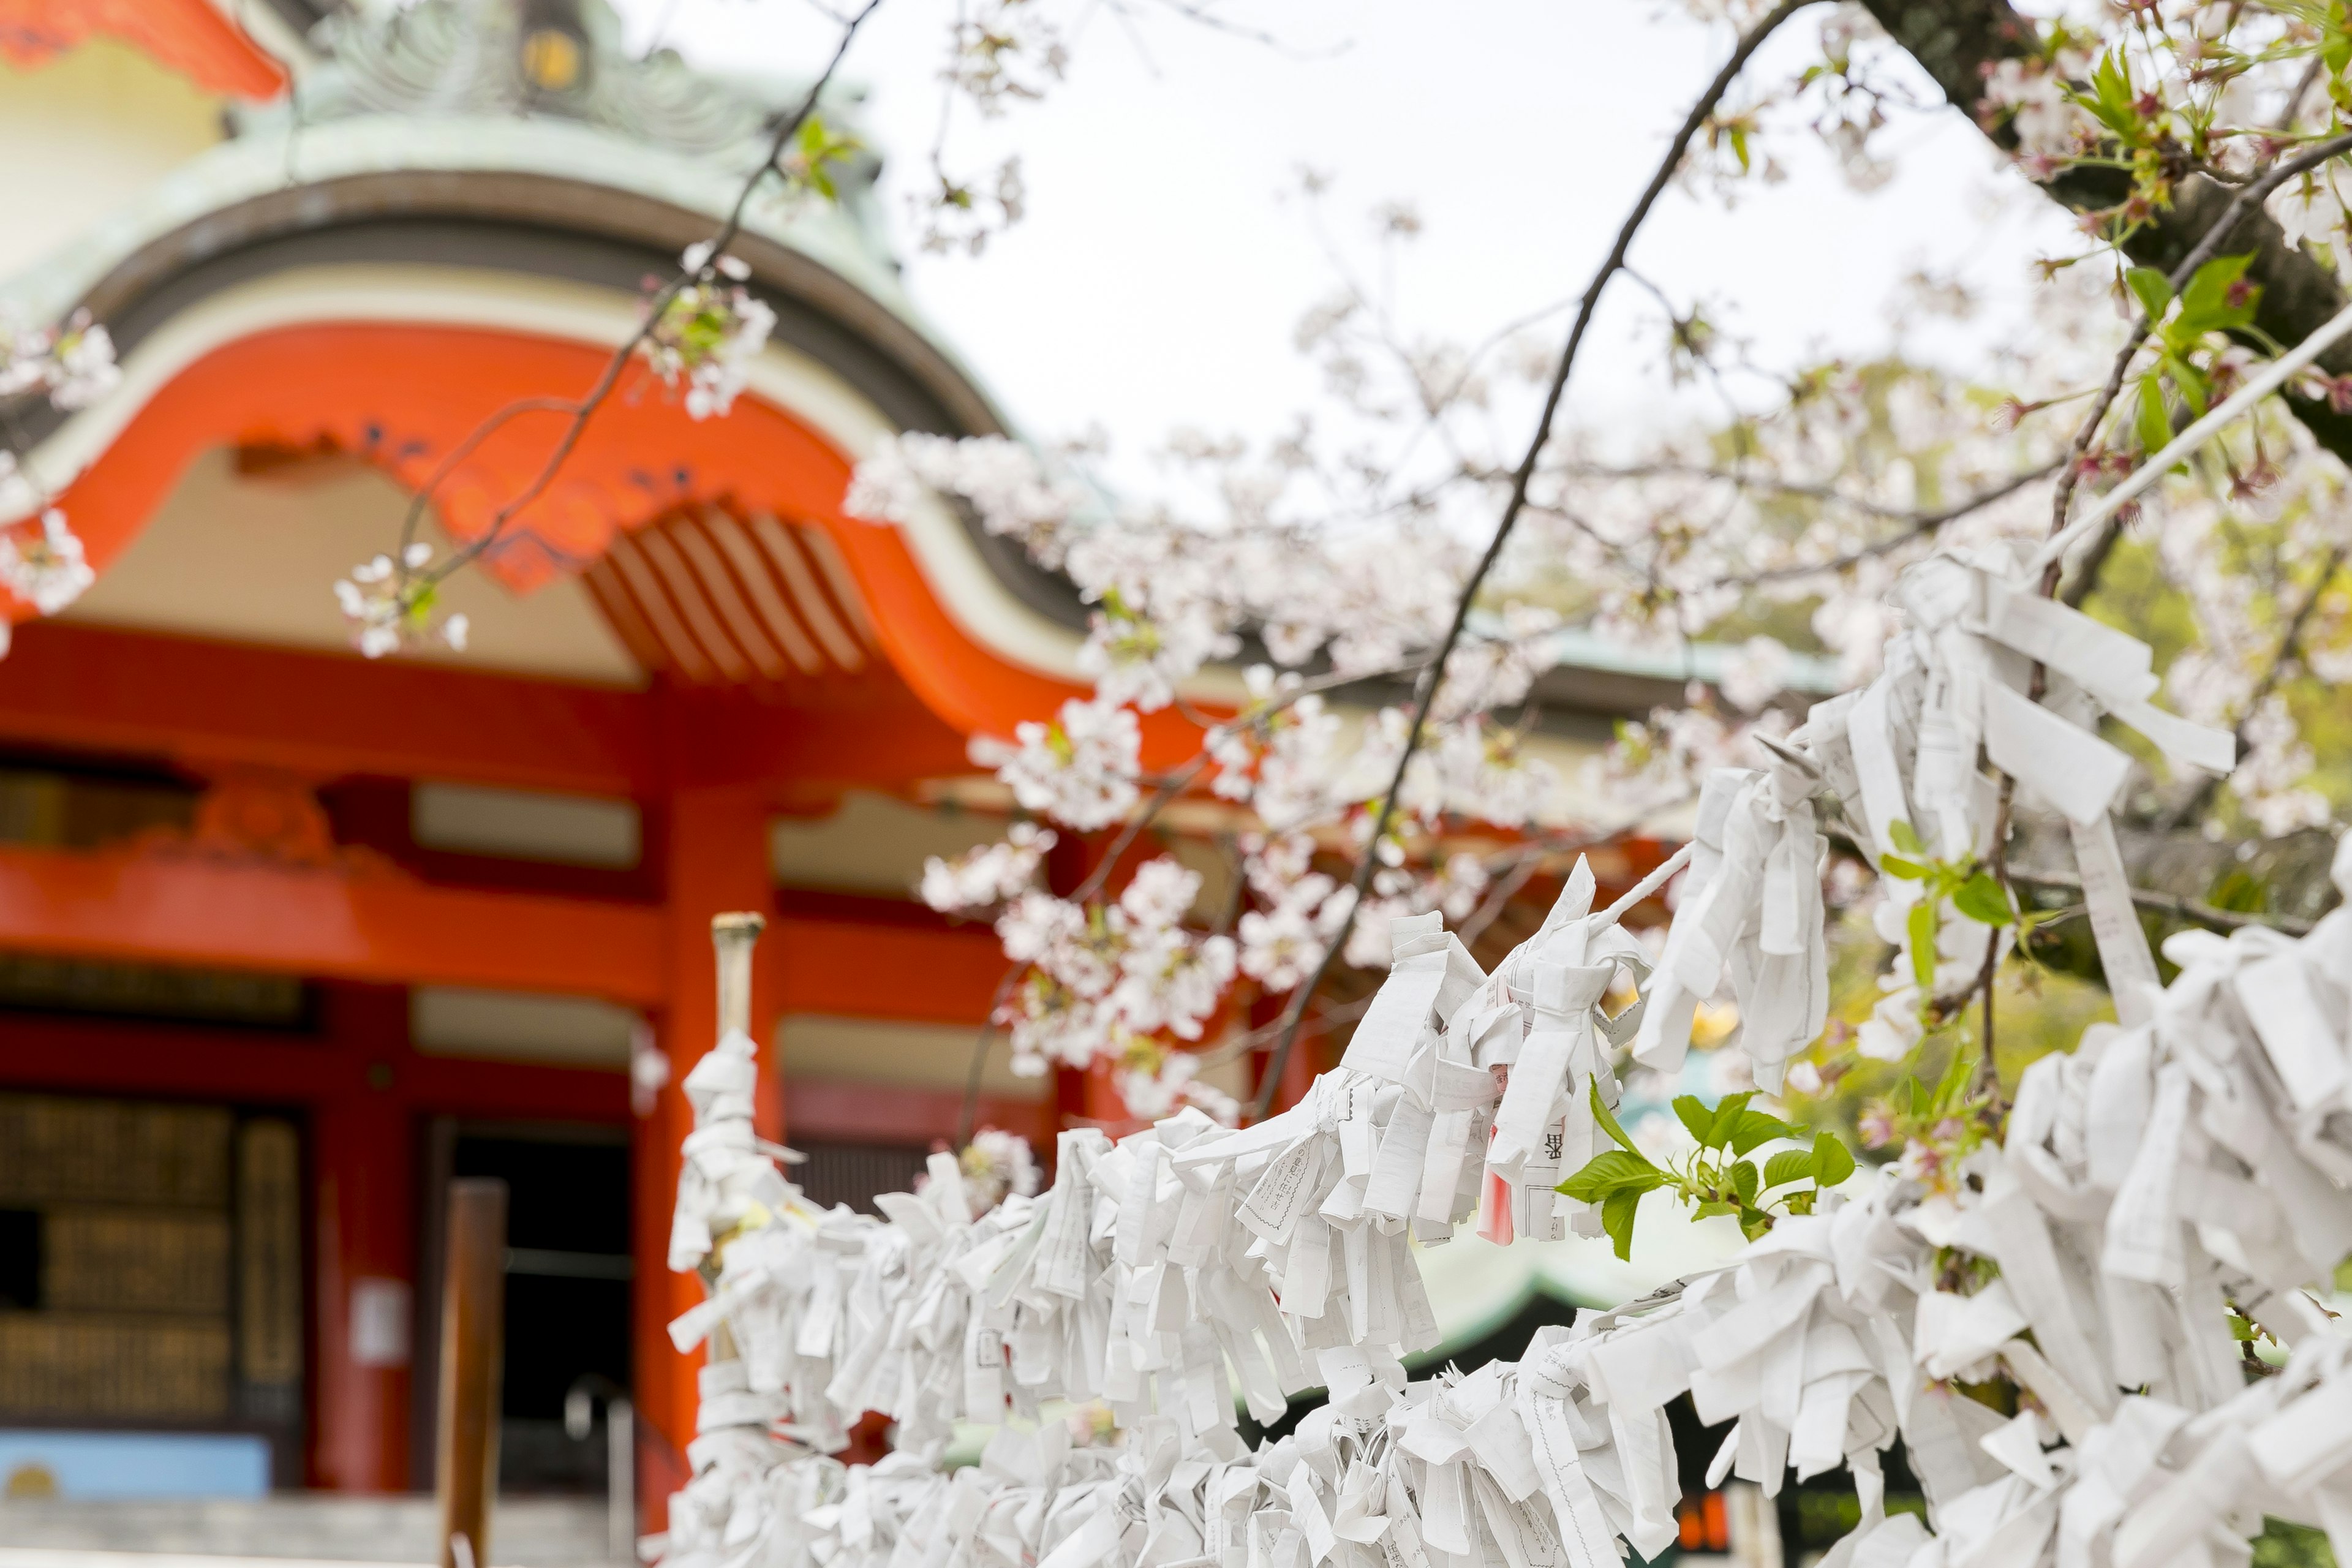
[0,1011,629,1123]
[0,622,981,800]
[0,842,1013,1022]
[0,843,668,1004]
[769,910,1008,1025]
[783,1076,1051,1149]
[0,622,655,796]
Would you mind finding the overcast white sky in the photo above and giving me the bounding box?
[610,1,2081,469]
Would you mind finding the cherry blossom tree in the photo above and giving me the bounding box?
[15,4,2352,1558]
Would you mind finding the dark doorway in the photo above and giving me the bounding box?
[420,1121,631,1494]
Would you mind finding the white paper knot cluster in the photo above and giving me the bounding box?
[658,548,2352,1568]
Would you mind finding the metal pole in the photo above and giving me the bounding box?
[435,1178,508,1568]
[608,1396,635,1563]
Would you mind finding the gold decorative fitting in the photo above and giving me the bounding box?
[519,27,582,91]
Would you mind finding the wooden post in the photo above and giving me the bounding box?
[435,1178,508,1568]
[636,788,774,1531]
[701,913,766,1365]
[712,912,764,1041]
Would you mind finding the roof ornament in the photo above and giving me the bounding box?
[287,0,827,164]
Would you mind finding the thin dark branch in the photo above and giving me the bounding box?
[956,965,1024,1148]
[1249,0,1810,1120]
[2159,539,2350,831]
[2008,867,2313,937]
[1708,459,2063,587]
[394,0,885,592]
[2057,511,2126,608]
[1201,992,1374,1068]
[1978,133,2352,1070]
[1125,0,1348,58]
[1070,754,1210,907]
[2235,540,2347,747]
[2045,129,2352,556]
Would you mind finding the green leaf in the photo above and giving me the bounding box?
[1888,818,1926,855]
[1953,871,2014,928]
[1738,1207,1776,1241]
[1763,1148,1817,1189]
[1588,1077,1642,1157]
[1907,900,1938,991]
[2124,266,2174,322]
[1672,1095,1715,1145]
[1600,1186,1644,1261]
[1879,855,1929,881]
[1730,1160,1760,1205]
[1730,1107,1796,1155]
[1813,1132,1856,1188]
[2176,252,2256,334]
[1558,1150,1665,1204]
[2135,372,2173,457]
[2077,51,2144,141]
[1931,1041,1977,1114]
[1703,1091,1756,1152]
[2168,354,2212,419]
[1692,1199,1738,1221]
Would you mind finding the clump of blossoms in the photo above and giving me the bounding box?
[333,543,469,658]
[1233,835,1346,993]
[641,246,776,421]
[967,858,1238,1120]
[968,697,1140,831]
[0,306,118,411]
[921,821,1056,911]
[1586,695,1761,819]
[0,306,125,654]
[1205,668,1343,831]
[0,507,94,616]
[917,1127,1041,1218]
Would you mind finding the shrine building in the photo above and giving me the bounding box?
[0,0,1719,1526]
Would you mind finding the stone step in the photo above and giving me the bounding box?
[0,1498,625,1566]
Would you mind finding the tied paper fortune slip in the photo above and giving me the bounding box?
[658,548,2352,1568]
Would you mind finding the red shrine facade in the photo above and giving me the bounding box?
[0,0,1218,1518]
[0,0,1668,1523]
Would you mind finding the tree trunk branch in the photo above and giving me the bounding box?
[1860,0,2352,462]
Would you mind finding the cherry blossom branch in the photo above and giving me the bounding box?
[1560,460,2042,523]
[2226,540,2346,757]
[2157,539,2350,833]
[1248,0,1809,1121]
[2044,129,2352,547]
[390,0,885,595]
[1199,992,1374,1069]
[956,963,1027,1148]
[1069,753,1212,907]
[946,647,1464,1143]
[1708,459,2063,587]
[1453,807,1694,948]
[2006,867,2313,937]
[1971,158,2352,1086]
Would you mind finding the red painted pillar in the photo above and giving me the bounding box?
[634,783,777,1528]
[311,984,415,1492]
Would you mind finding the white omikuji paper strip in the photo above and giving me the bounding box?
[657,548,2352,1568]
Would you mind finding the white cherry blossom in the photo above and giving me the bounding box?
[970,696,1140,831]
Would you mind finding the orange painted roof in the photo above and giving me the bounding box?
[0,0,287,99]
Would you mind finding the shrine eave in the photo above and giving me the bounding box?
[0,128,1235,755]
